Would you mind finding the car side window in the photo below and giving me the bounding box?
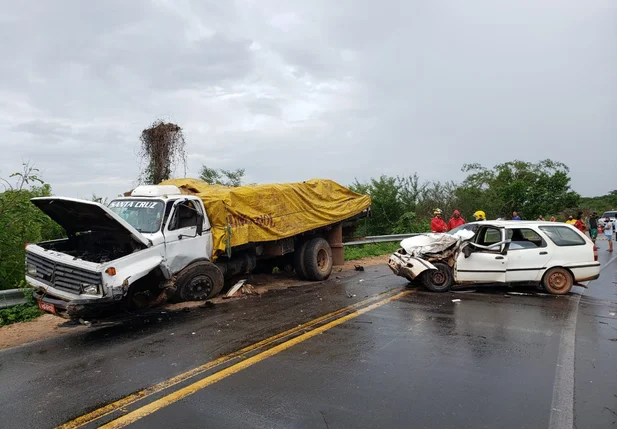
[539,226,586,246]
[476,227,502,247]
[507,228,546,249]
[169,201,200,231]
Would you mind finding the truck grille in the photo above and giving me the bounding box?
[26,252,102,294]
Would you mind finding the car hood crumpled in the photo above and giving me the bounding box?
[400,229,475,260]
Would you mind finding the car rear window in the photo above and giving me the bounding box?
[539,226,586,246]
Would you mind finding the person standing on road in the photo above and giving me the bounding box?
[537,215,545,221]
[431,209,448,233]
[473,210,487,221]
[512,211,522,220]
[588,212,599,243]
[574,213,587,233]
[550,216,557,222]
[603,217,614,252]
[448,210,466,230]
[566,215,576,225]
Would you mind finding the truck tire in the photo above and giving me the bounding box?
[303,237,333,281]
[422,262,453,292]
[293,241,308,280]
[542,267,573,295]
[174,261,224,302]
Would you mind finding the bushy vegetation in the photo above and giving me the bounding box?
[350,160,584,236]
[0,284,43,326]
[344,242,401,261]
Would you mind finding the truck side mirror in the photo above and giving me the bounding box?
[196,214,204,235]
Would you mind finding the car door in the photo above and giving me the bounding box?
[454,225,507,283]
[164,199,212,274]
[505,227,552,282]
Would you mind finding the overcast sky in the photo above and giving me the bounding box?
[1,0,616,199]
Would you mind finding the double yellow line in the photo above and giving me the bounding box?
[59,288,411,429]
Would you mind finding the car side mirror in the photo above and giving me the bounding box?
[196,214,204,235]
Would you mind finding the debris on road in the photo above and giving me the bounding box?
[226,279,247,297]
[355,265,365,272]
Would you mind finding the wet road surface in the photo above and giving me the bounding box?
[1,241,616,429]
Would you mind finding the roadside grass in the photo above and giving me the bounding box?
[0,287,43,326]
[344,242,400,261]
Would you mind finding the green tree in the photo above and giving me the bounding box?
[0,163,65,289]
[458,160,580,220]
[199,165,246,187]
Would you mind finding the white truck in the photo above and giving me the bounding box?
[26,182,369,320]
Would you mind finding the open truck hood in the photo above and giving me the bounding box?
[31,197,151,247]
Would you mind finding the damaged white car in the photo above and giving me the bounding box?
[388,221,600,295]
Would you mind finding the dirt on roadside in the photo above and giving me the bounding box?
[0,255,391,351]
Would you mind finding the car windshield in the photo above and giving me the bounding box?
[108,199,165,233]
[600,211,616,219]
[447,224,478,236]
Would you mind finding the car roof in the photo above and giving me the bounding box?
[467,220,570,228]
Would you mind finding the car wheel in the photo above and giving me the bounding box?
[542,267,573,295]
[422,262,453,292]
[174,261,224,302]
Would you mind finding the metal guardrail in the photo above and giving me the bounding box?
[0,288,28,309]
[344,233,423,246]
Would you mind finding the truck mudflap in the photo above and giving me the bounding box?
[388,251,436,280]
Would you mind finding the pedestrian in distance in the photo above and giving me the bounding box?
[431,208,448,233]
[603,217,614,252]
[550,216,556,222]
[448,210,466,230]
[566,215,576,225]
[512,211,521,220]
[588,212,599,243]
[537,215,545,221]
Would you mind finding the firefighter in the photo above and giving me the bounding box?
[431,208,448,233]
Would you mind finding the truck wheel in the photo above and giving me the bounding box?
[175,261,224,301]
[542,267,573,295]
[303,237,333,281]
[422,262,453,292]
[293,241,308,279]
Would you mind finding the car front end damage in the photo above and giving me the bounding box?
[388,233,470,282]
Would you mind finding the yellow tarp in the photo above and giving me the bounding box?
[160,178,371,260]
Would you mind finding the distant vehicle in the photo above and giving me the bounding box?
[389,221,600,295]
[598,210,616,227]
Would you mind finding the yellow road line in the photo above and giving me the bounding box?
[100,290,411,429]
[58,288,403,429]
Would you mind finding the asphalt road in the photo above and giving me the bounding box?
[1,242,616,429]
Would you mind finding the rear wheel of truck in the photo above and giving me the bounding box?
[175,261,224,301]
[303,237,333,281]
[422,262,453,292]
[294,241,308,279]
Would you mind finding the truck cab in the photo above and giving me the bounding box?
[26,185,219,319]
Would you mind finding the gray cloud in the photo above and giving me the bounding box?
[1,0,616,201]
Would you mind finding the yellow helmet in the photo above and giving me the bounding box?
[473,210,486,220]
[433,208,443,216]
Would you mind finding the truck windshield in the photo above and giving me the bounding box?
[108,199,165,233]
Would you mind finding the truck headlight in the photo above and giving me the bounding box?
[27,264,36,276]
[82,284,99,295]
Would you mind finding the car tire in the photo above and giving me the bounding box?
[422,262,454,293]
[293,240,308,280]
[174,261,224,302]
[542,267,573,295]
[303,237,333,281]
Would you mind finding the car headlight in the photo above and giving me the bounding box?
[82,284,99,295]
[27,264,36,276]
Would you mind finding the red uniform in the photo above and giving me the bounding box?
[448,210,466,230]
[431,216,448,233]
